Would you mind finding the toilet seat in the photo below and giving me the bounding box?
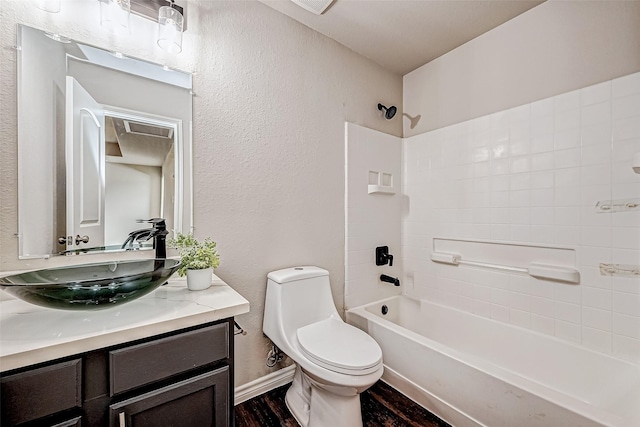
[296,317,382,375]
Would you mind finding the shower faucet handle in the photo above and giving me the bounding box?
[376,246,394,266]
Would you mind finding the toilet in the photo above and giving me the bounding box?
[263,266,383,427]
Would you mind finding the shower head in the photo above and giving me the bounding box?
[378,103,397,120]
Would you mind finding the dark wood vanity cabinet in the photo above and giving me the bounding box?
[1,319,234,427]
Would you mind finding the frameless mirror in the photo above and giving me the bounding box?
[17,24,193,258]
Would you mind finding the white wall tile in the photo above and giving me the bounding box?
[613,116,640,141]
[613,312,640,339]
[531,98,554,117]
[582,327,612,354]
[531,207,554,225]
[555,108,580,132]
[554,129,581,150]
[581,247,612,267]
[530,171,554,189]
[612,227,640,250]
[581,81,611,106]
[554,187,581,207]
[531,114,554,138]
[580,226,611,247]
[555,90,581,112]
[583,286,612,310]
[530,152,555,171]
[555,207,580,225]
[612,93,640,121]
[581,102,611,127]
[531,188,555,206]
[582,144,611,166]
[555,300,581,323]
[582,306,612,331]
[510,156,531,174]
[554,284,581,304]
[531,296,555,317]
[555,168,580,188]
[581,124,611,147]
[531,134,554,154]
[612,277,640,295]
[612,72,640,99]
[553,226,581,246]
[580,266,612,290]
[401,73,639,361]
[613,291,640,316]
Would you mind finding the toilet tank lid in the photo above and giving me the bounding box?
[267,266,329,284]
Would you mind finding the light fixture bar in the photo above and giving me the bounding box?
[130,0,187,30]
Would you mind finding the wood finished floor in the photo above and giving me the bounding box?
[235,380,451,427]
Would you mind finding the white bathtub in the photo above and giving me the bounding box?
[346,296,639,427]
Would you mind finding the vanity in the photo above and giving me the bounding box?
[0,276,249,426]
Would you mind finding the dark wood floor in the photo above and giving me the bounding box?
[235,380,451,427]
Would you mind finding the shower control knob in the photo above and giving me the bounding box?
[376,246,394,266]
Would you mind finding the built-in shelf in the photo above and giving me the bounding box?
[368,185,396,195]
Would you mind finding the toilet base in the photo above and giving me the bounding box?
[285,365,364,427]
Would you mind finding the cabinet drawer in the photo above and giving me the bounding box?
[110,323,228,395]
[1,359,82,426]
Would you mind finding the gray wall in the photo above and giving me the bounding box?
[404,0,640,136]
[0,0,402,387]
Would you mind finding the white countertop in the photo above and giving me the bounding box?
[0,275,250,372]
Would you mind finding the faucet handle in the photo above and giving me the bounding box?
[136,218,167,229]
[375,246,394,266]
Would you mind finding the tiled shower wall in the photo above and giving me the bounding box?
[402,72,640,362]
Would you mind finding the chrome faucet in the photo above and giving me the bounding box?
[122,218,168,259]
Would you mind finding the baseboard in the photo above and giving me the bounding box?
[234,364,296,405]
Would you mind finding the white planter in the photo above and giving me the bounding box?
[186,267,213,291]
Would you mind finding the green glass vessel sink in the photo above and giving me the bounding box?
[0,259,180,311]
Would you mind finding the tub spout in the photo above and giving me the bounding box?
[380,274,400,286]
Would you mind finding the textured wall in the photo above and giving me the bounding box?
[403,0,640,136]
[0,0,402,387]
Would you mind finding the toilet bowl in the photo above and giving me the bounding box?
[263,266,383,427]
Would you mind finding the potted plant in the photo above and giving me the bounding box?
[168,232,220,291]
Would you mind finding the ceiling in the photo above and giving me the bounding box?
[259,0,544,75]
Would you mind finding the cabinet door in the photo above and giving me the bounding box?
[109,367,229,427]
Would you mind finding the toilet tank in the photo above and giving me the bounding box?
[264,266,339,339]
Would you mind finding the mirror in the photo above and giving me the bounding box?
[17,24,193,259]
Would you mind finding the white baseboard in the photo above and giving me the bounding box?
[234,364,296,405]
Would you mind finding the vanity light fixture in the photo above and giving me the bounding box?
[100,0,131,34]
[157,0,184,53]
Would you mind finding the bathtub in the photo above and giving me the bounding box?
[346,296,639,427]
